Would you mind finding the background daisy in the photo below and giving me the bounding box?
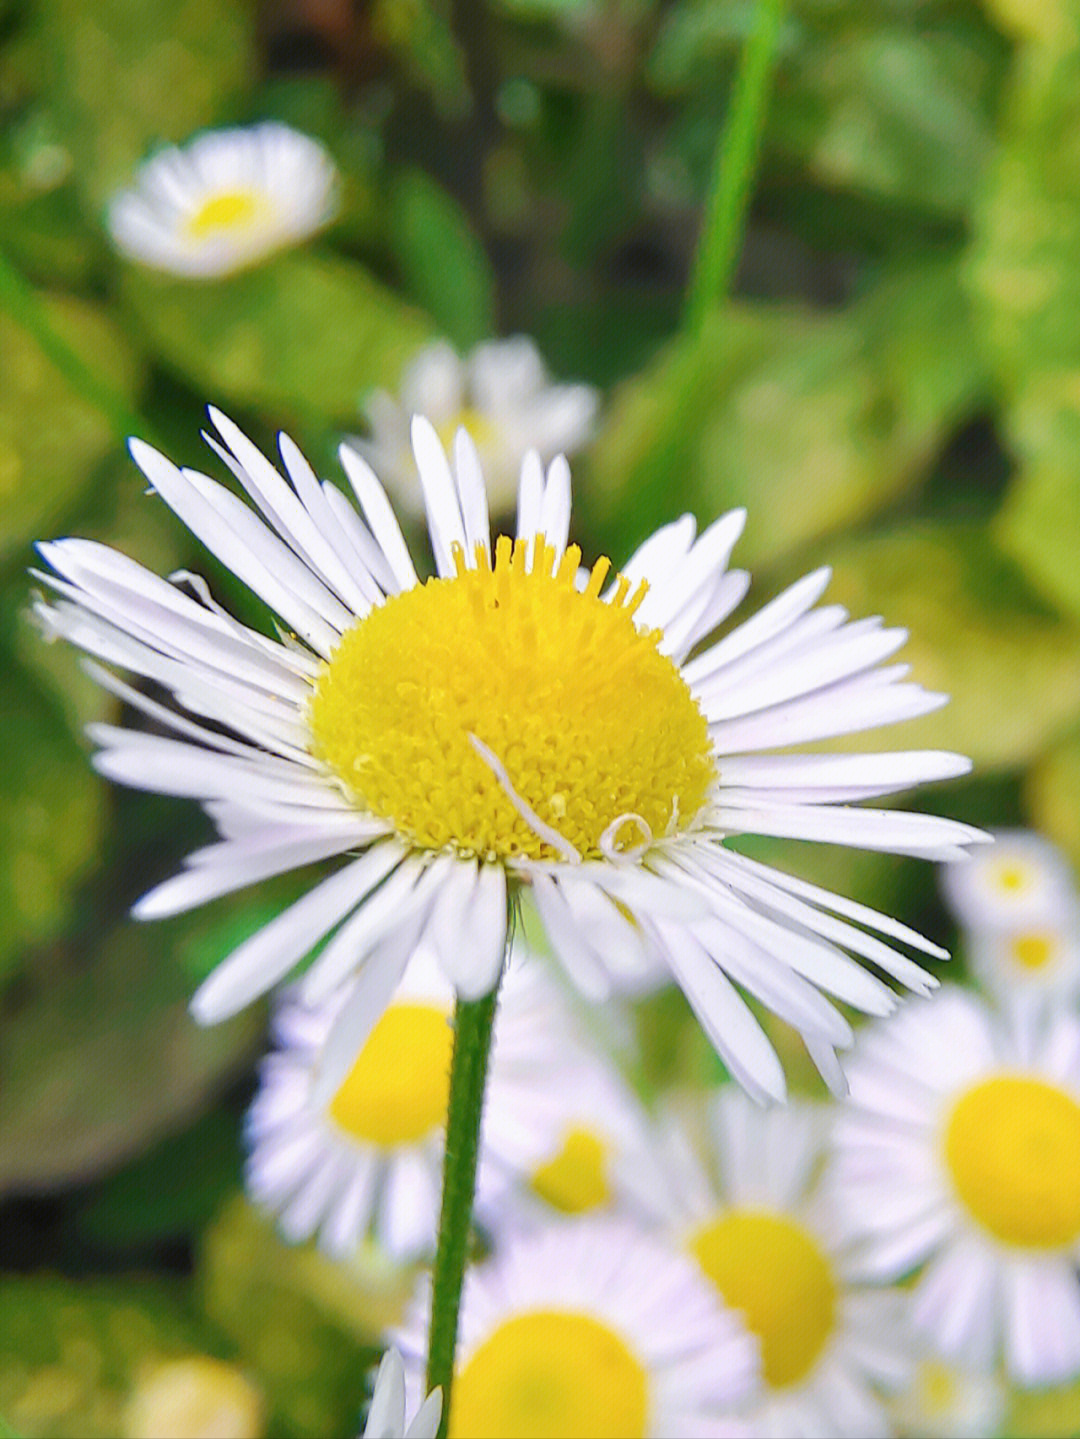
[107,122,338,277]
[833,986,1080,1387]
[349,336,598,518]
[656,1088,912,1437]
[393,1217,760,1438]
[245,945,586,1261]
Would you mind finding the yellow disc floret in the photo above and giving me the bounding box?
[327,1002,453,1146]
[690,1210,837,1389]
[450,1310,650,1439]
[944,1074,1080,1249]
[309,536,715,862]
[186,190,264,238]
[530,1127,612,1215]
[1009,933,1055,970]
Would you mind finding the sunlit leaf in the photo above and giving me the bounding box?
[41,0,254,206]
[122,252,432,419]
[820,523,1080,771]
[200,1196,407,1438]
[0,295,143,565]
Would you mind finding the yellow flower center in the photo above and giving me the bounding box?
[913,1360,961,1417]
[993,862,1030,893]
[186,189,264,238]
[1009,932,1055,969]
[326,1002,452,1146]
[944,1074,1080,1248]
[690,1210,837,1389]
[435,407,498,453]
[309,536,715,862]
[450,1310,649,1439]
[529,1127,612,1214]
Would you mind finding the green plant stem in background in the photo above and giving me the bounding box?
[683,0,787,332]
[425,982,501,1437]
[0,247,155,448]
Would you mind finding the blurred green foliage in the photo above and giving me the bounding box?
[1,0,1080,1432]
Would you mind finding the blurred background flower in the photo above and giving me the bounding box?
[3,0,1080,1433]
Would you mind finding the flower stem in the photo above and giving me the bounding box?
[683,0,787,333]
[426,983,500,1436]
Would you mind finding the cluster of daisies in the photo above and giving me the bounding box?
[38,118,1079,1437]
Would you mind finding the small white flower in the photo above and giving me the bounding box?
[476,1036,665,1235]
[833,986,1080,1387]
[107,122,338,277]
[940,829,1075,933]
[656,1089,913,1438]
[393,1217,760,1438]
[887,1356,1006,1439]
[349,336,598,517]
[966,909,1080,1016]
[245,946,584,1260]
[363,1349,441,1439]
[35,411,986,1105]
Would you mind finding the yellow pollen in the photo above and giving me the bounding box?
[309,535,715,862]
[915,1361,960,1415]
[994,863,1030,893]
[185,189,264,237]
[1010,932,1055,970]
[943,1074,1080,1248]
[530,1127,612,1214]
[326,1003,452,1146]
[450,1310,649,1439]
[690,1210,837,1389]
[435,407,498,453]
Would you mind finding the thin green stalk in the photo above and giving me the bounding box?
[425,982,501,1437]
[683,0,787,332]
[0,247,153,446]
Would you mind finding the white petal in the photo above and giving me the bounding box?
[190,846,405,1022]
[338,444,420,591]
[410,414,467,577]
[713,801,989,858]
[683,567,833,685]
[309,941,415,1109]
[452,428,491,560]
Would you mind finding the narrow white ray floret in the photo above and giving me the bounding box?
[34,409,988,1100]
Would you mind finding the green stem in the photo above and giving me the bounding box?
[426,983,501,1436]
[683,0,787,332]
[0,248,153,446]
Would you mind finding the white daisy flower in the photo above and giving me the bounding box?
[832,986,1080,1387]
[245,945,582,1261]
[887,1357,1005,1439]
[363,1349,441,1439]
[657,1089,912,1437]
[107,122,338,278]
[940,829,1075,934]
[393,1217,760,1438]
[475,1037,665,1234]
[349,336,598,518]
[33,410,986,1103]
[966,909,1080,1016]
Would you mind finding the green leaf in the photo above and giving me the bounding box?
[40,0,254,207]
[1026,726,1080,877]
[819,523,1080,771]
[72,1106,242,1251]
[589,261,985,567]
[771,27,1000,217]
[0,293,143,565]
[0,916,261,1194]
[0,1275,255,1439]
[390,168,496,349]
[0,661,105,986]
[966,47,1080,625]
[200,1196,410,1438]
[122,251,432,419]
